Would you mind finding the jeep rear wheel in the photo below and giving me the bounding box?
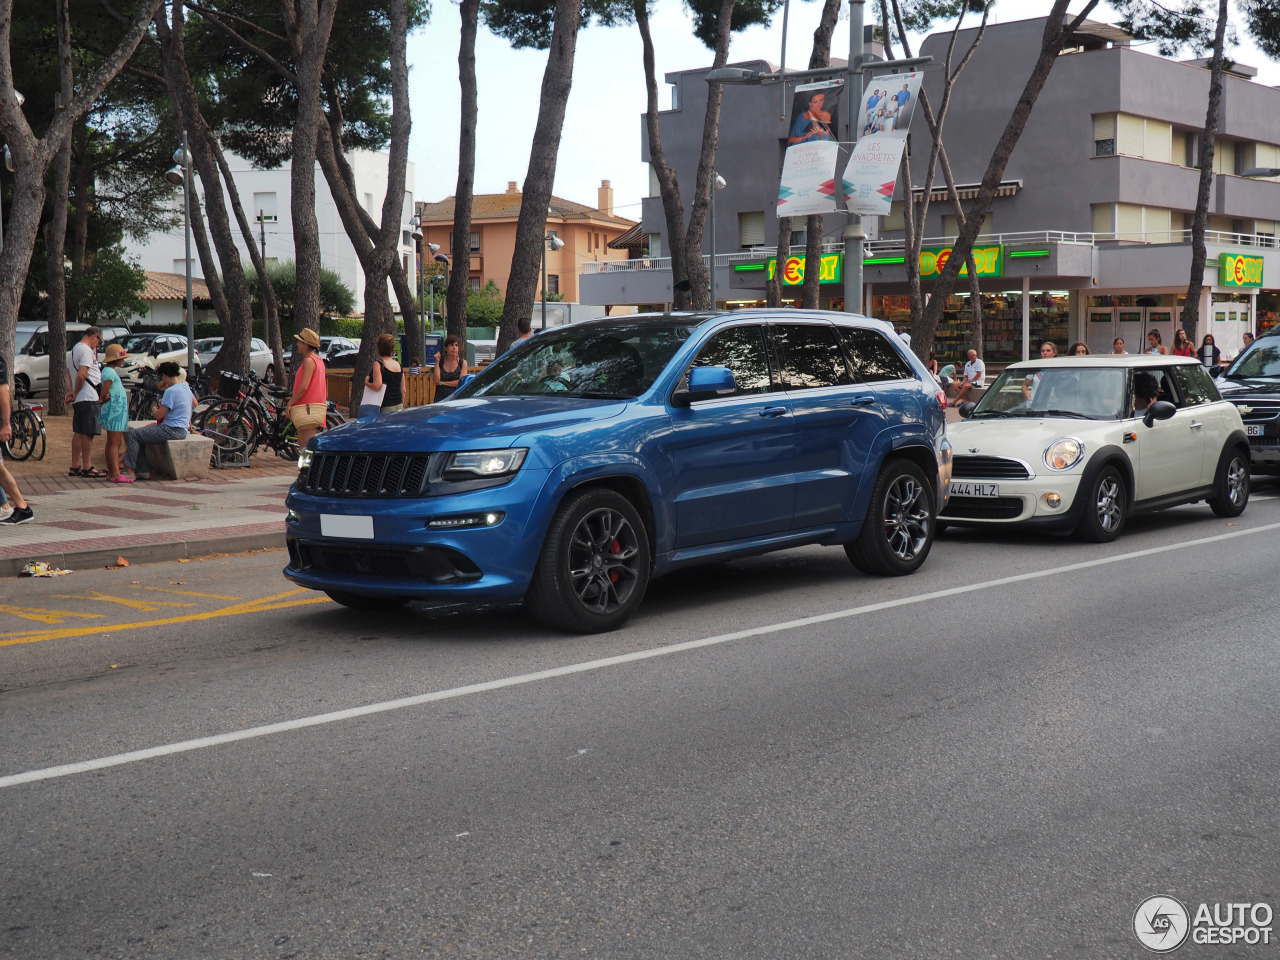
[845,459,936,576]
[526,488,650,633]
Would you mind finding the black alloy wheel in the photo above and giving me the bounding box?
[1209,447,1250,518]
[845,459,936,576]
[1076,464,1126,542]
[527,488,650,633]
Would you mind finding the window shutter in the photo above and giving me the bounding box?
[738,211,765,247]
[1116,114,1145,156]
[1093,113,1117,140]
[1144,120,1172,163]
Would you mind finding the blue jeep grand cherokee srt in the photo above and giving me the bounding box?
[284,311,951,632]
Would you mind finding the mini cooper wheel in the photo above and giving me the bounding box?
[324,590,409,610]
[845,459,936,576]
[526,488,650,633]
[1209,446,1250,518]
[1076,465,1126,542]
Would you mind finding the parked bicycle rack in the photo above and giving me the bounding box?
[202,426,252,469]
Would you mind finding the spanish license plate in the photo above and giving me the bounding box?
[950,481,999,498]
[1247,424,1263,437]
[321,514,375,539]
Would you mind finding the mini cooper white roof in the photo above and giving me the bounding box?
[1003,355,1205,371]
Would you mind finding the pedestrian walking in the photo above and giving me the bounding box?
[0,349,34,524]
[66,325,106,478]
[287,328,327,450]
[120,362,192,482]
[99,343,131,482]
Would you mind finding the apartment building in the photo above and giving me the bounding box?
[417,180,637,305]
[581,14,1280,361]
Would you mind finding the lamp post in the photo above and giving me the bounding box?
[164,131,195,374]
[434,253,450,329]
[410,214,426,345]
[542,232,565,330]
[710,172,726,309]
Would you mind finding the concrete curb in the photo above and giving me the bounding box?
[3,530,286,578]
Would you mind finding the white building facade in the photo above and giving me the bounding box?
[125,150,418,317]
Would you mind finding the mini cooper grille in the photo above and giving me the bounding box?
[304,452,432,497]
[951,455,1032,480]
[942,497,1024,520]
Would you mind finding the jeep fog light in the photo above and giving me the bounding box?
[1043,493,1062,509]
[427,512,506,529]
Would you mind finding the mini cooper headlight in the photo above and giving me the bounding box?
[1044,437,1084,471]
[443,448,528,479]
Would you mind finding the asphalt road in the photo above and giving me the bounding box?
[4,490,1280,959]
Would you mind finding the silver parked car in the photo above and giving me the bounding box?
[195,337,275,380]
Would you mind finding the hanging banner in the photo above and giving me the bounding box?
[841,72,924,217]
[777,80,845,218]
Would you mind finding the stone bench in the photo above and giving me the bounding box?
[126,421,215,480]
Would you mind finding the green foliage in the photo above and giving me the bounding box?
[1241,0,1280,58]
[542,290,567,302]
[465,280,504,328]
[68,249,148,325]
[482,0,644,49]
[1107,0,1223,57]
[896,0,991,33]
[240,260,357,321]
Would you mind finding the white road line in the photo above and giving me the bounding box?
[5,518,1280,791]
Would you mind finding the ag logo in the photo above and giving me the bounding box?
[1135,896,1190,952]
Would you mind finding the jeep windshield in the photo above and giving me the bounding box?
[457,321,704,400]
[1224,340,1280,380]
[972,366,1128,420]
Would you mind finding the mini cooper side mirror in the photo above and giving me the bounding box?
[1142,399,1177,428]
[958,401,977,419]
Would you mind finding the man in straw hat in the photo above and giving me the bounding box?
[288,328,328,450]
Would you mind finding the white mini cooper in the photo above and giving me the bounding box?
[943,356,1249,541]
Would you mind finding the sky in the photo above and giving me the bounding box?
[404,0,1280,222]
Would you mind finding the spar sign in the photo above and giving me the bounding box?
[766,253,844,286]
[1220,252,1264,288]
[920,244,1004,279]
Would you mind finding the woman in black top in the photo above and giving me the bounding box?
[365,333,404,413]
[433,335,468,402]
[1199,334,1221,368]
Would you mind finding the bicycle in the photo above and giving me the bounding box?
[127,367,164,421]
[2,393,47,461]
[199,370,344,462]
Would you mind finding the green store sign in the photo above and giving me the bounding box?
[1220,252,1264,288]
[920,244,1004,279]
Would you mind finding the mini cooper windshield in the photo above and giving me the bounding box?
[972,366,1128,420]
[456,321,703,400]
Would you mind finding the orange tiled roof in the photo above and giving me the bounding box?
[143,271,212,302]
[419,190,635,228]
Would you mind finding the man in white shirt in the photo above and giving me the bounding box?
[897,327,911,349]
[65,325,104,478]
[952,349,985,406]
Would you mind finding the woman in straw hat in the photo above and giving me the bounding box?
[99,342,132,482]
[288,328,328,450]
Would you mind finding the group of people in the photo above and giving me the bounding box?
[861,84,912,137]
[1110,328,1251,366]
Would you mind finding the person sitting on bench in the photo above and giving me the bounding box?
[119,361,192,482]
[951,349,985,406]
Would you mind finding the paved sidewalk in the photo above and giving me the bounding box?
[1,470,295,577]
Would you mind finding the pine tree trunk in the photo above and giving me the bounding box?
[495,0,581,352]
[45,0,73,417]
[766,218,792,306]
[447,0,479,343]
[1180,0,1229,338]
[281,0,339,336]
[636,0,690,309]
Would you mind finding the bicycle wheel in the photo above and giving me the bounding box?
[5,409,40,461]
[200,400,260,460]
[24,410,46,461]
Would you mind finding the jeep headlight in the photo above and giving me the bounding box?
[443,448,528,479]
[1044,437,1084,471]
[298,448,313,471]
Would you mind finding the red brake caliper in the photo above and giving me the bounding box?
[609,539,621,583]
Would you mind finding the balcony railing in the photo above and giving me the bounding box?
[582,229,1279,276]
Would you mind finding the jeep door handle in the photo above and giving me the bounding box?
[759,406,788,419]
[850,395,876,407]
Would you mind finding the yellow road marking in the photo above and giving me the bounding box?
[0,604,103,625]
[0,595,330,647]
[138,587,243,600]
[52,591,194,612]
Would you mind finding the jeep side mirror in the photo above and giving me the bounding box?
[958,401,977,419]
[688,366,736,396]
[1142,399,1177,428]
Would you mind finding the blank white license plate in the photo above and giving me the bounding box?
[950,481,999,498]
[321,514,375,539]
[1247,424,1263,437]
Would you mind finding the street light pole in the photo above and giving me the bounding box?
[541,233,565,330]
[165,131,195,372]
[844,0,865,315]
[434,253,450,330]
[710,172,726,309]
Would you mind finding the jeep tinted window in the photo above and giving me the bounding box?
[837,327,914,382]
[773,323,852,390]
[1172,363,1219,406]
[687,325,772,397]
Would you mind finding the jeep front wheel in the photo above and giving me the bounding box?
[845,459,936,576]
